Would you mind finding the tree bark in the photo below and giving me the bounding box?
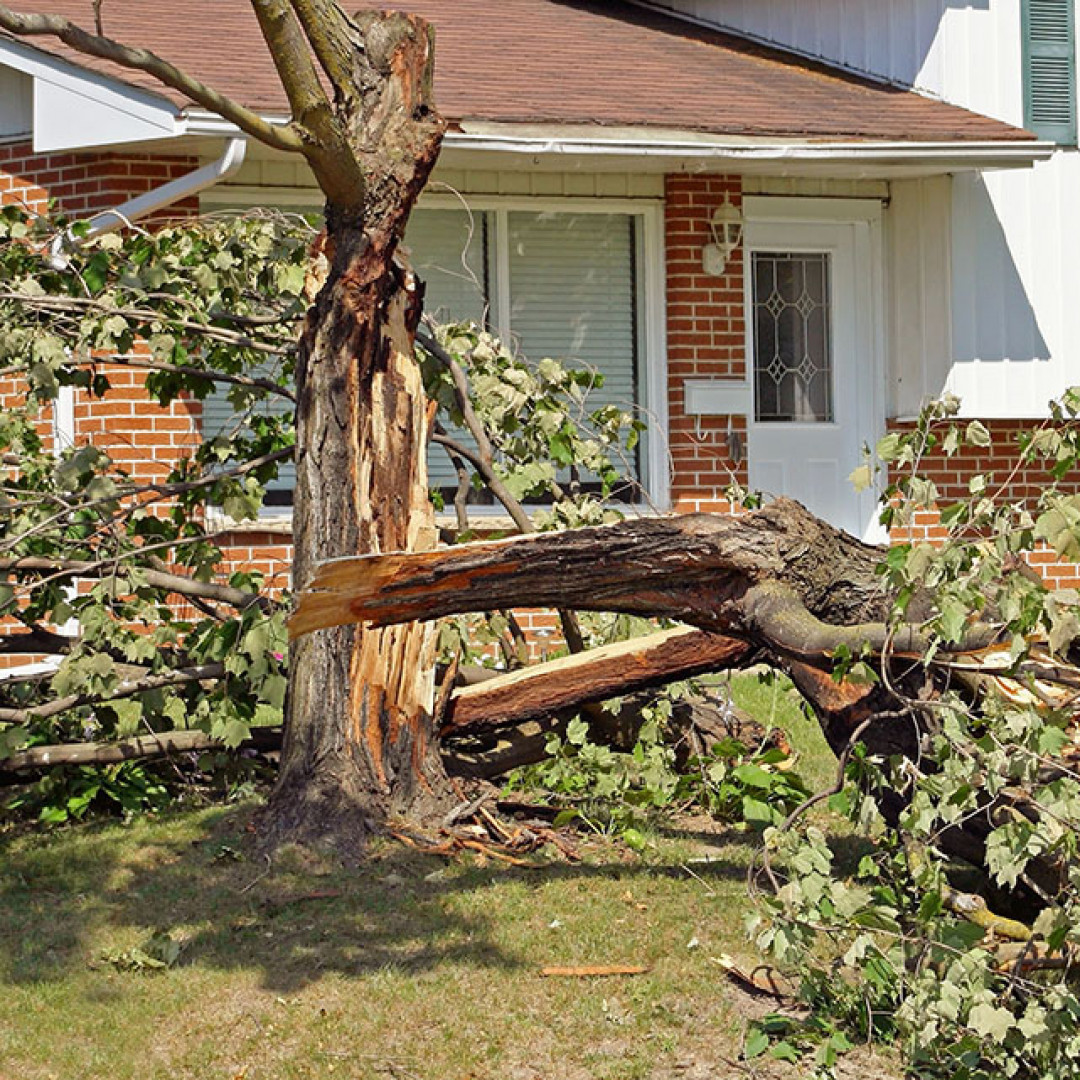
[260,10,450,853]
[442,627,753,735]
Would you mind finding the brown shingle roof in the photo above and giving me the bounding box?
[2,0,1035,144]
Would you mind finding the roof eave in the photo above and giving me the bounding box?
[437,127,1054,178]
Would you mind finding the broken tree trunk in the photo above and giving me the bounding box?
[291,498,1077,898]
[261,10,452,853]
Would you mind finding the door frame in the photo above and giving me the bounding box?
[742,196,887,541]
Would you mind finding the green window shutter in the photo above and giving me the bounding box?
[1023,0,1076,144]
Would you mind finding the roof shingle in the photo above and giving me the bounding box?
[1,0,1034,144]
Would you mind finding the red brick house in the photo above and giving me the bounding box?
[1,0,1071,592]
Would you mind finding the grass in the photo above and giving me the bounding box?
[0,676,893,1080]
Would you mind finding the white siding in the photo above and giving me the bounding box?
[650,0,1024,123]
[946,156,1078,417]
[656,0,1080,418]
[211,159,666,203]
[888,176,953,417]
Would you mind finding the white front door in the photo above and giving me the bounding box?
[744,209,884,540]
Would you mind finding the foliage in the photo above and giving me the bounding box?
[101,929,183,972]
[748,391,1080,1079]
[0,204,308,820]
[508,680,810,850]
[0,204,645,822]
[420,321,645,529]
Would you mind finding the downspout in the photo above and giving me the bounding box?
[46,136,248,269]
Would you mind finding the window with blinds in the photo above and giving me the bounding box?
[202,203,648,508]
[200,361,294,507]
[408,205,645,501]
[1023,0,1077,144]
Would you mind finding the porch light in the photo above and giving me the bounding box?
[701,195,743,276]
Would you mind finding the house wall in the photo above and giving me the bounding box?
[0,143,256,637]
[4,136,1080,647]
[0,68,31,140]
[653,0,1080,422]
[665,173,748,513]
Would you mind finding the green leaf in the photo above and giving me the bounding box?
[732,763,776,789]
[258,673,287,711]
[849,464,872,493]
[743,1028,770,1060]
[768,1041,802,1064]
[219,718,250,749]
[968,1002,1014,1040]
[110,698,144,737]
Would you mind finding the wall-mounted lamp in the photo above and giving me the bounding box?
[701,195,743,276]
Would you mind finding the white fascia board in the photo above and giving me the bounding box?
[0,38,182,152]
[193,111,1059,177]
[439,131,1055,174]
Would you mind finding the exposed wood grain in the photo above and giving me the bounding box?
[443,627,753,734]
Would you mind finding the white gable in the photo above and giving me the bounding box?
[0,38,182,152]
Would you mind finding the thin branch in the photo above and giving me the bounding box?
[0,447,292,560]
[0,291,297,360]
[0,661,226,724]
[249,0,366,208]
[0,626,73,655]
[287,0,356,93]
[0,724,283,775]
[1,552,263,611]
[419,330,587,653]
[0,5,305,153]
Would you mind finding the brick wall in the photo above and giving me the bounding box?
[664,174,748,513]
[885,418,1080,589]
[0,140,200,218]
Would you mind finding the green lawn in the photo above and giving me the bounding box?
[0,677,895,1080]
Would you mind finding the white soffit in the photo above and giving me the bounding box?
[0,38,182,152]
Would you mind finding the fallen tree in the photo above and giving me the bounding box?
[291,494,1080,902]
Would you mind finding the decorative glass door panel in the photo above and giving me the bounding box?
[744,215,883,540]
[752,252,833,423]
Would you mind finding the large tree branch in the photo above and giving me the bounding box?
[1,555,262,611]
[0,5,305,153]
[443,627,754,735]
[289,501,1006,662]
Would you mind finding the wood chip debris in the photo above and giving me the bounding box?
[540,964,650,978]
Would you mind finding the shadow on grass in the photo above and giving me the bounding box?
[0,801,759,994]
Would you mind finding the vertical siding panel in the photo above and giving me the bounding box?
[889,178,952,417]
